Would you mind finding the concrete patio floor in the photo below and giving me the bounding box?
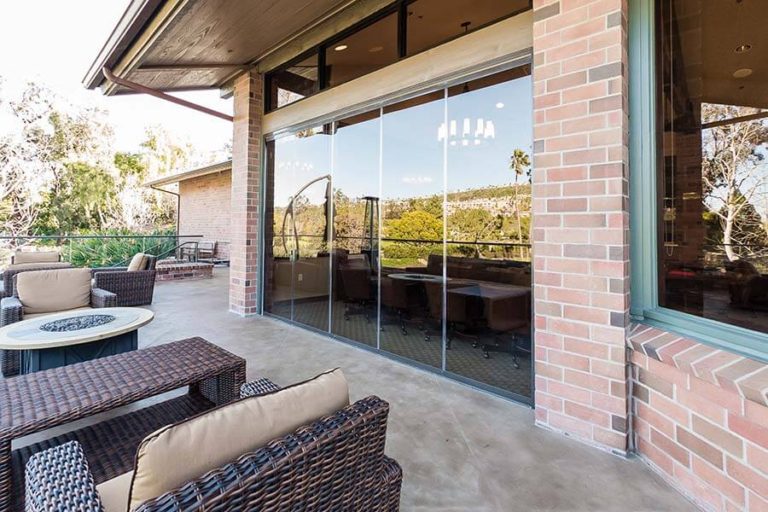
[132,269,694,512]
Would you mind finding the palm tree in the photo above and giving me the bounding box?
[509,149,531,258]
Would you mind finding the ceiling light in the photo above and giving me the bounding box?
[735,44,752,53]
[733,68,753,78]
[369,46,384,53]
[334,45,348,52]
[496,102,505,109]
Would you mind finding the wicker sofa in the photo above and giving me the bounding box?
[92,254,158,307]
[0,268,117,377]
[25,375,403,512]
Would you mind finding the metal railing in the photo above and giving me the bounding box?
[0,234,204,270]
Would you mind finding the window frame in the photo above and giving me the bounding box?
[629,0,768,363]
[264,0,533,113]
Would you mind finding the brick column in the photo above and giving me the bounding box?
[229,70,263,315]
[531,0,630,453]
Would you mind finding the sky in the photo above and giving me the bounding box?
[0,1,232,156]
[273,77,533,205]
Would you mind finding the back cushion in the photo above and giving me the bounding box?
[127,253,147,272]
[128,369,350,510]
[17,268,92,315]
[13,251,59,264]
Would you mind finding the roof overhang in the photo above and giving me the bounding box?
[144,160,232,188]
[84,0,368,95]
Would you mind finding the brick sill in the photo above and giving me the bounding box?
[628,323,768,408]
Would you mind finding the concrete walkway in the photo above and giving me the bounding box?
[135,270,696,512]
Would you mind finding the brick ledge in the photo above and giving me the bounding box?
[628,323,768,408]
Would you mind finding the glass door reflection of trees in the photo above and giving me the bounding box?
[264,66,533,400]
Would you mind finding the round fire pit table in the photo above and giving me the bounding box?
[0,307,154,374]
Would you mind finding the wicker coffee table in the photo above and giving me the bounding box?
[0,307,153,374]
[0,337,245,512]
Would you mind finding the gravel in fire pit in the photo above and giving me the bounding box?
[40,314,117,332]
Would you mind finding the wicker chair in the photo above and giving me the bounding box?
[0,262,73,299]
[92,255,158,307]
[25,380,403,512]
[0,272,116,377]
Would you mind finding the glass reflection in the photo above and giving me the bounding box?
[331,111,381,346]
[266,53,319,111]
[444,68,533,396]
[380,91,445,368]
[264,68,533,400]
[266,126,332,330]
[658,0,768,335]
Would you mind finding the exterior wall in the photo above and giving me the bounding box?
[229,70,263,315]
[531,0,631,454]
[630,325,768,512]
[179,171,232,259]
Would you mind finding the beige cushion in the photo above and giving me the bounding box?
[16,268,92,315]
[13,251,59,264]
[129,369,349,510]
[96,471,134,512]
[127,253,147,272]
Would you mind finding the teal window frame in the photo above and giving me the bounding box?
[628,0,768,363]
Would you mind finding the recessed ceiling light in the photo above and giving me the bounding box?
[735,44,752,53]
[733,68,753,78]
[334,45,348,52]
[369,46,384,53]
[496,102,505,109]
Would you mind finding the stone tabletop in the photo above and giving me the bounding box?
[0,307,154,350]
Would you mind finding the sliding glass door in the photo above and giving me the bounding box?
[264,65,533,401]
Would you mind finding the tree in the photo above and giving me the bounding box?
[509,148,532,247]
[701,103,768,261]
[384,210,442,259]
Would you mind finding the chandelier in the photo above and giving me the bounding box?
[437,118,496,146]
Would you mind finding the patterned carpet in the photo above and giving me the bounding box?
[268,299,532,398]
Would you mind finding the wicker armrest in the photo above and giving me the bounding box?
[0,296,23,326]
[25,441,105,512]
[91,287,118,308]
[91,266,128,275]
[240,378,281,397]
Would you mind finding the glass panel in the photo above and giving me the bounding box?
[657,0,768,335]
[444,68,533,398]
[331,110,381,346]
[406,0,531,55]
[267,53,320,111]
[325,13,399,88]
[265,126,332,330]
[264,139,294,321]
[380,91,445,368]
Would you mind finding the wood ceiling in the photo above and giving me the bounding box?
[88,0,355,94]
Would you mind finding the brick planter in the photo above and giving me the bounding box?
[156,259,214,282]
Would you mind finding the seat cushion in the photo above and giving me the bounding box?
[96,471,134,512]
[127,253,147,272]
[128,368,349,510]
[16,268,92,315]
[13,251,59,264]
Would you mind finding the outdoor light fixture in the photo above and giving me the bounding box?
[496,102,505,109]
[334,44,348,51]
[735,44,752,53]
[437,118,496,146]
[733,68,753,78]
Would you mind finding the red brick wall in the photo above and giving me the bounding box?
[631,325,768,512]
[230,70,263,315]
[531,0,631,454]
[179,171,231,259]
